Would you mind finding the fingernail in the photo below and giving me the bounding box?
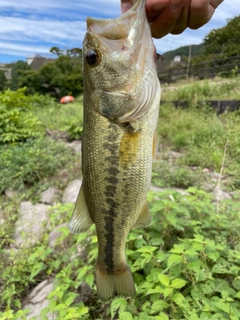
[169,0,183,10]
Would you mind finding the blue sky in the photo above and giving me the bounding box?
[0,0,239,64]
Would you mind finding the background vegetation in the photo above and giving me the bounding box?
[0,14,240,320]
[0,15,239,96]
[1,74,240,319]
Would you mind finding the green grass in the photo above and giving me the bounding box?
[161,75,240,101]
[32,96,83,133]
[157,77,240,180]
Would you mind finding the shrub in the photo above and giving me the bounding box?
[152,162,201,189]
[1,189,240,319]
[0,88,45,143]
[0,138,75,193]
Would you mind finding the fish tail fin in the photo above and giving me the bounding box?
[96,264,136,301]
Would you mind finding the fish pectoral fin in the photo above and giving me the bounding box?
[132,201,152,229]
[68,186,93,234]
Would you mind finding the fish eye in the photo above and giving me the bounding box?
[85,49,100,65]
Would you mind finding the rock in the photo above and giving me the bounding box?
[78,282,92,303]
[230,190,240,199]
[192,166,199,171]
[66,141,82,155]
[0,210,5,226]
[62,179,82,204]
[168,151,183,159]
[48,223,68,248]
[213,186,231,202]
[71,244,86,260]
[202,182,215,192]
[5,189,18,198]
[23,280,55,320]
[202,168,210,174]
[40,186,60,205]
[208,172,222,180]
[13,202,50,248]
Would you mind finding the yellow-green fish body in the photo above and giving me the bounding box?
[69,0,161,301]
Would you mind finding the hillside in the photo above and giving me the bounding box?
[162,43,205,59]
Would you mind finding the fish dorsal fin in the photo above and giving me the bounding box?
[68,186,93,234]
[132,201,151,229]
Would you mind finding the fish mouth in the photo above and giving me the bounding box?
[86,0,147,49]
[83,0,160,124]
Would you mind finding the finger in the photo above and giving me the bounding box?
[145,0,169,22]
[188,0,224,29]
[149,0,184,38]
[170,0,190,34]
[121,0,134,14]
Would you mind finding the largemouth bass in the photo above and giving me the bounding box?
[69,0,161,301]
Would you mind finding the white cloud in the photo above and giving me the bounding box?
[0,41,51,56]
[0,0,120,18]
[154,0,239,53]
[0,0,238,61]
[0,17,86,53]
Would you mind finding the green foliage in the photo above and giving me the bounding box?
[204,15,240,57]
[1,189,240,319]
[50,46,82,58]
[162,44,205,60]
[152,162,201,189]
[0,138,75,193]
[0,88,45,143]
[1,77,240,319]
[167,81,214,102]
[0,70,7,92]
[7,60,31,91]
[0,202,73,313]
[158,83,240,175]
[162,76,240,102]
[63,119,83,141]
[31,95,84,141]
[18,55,83,98]
[160,17,240,81]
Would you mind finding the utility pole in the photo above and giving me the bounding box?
[186,45,192,80]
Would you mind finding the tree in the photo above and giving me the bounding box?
[7,60,31,90]
[18,53,83,98]
[50,46,64,57]
[66,48,82,58]
[204,15,240,57]
[0,71,7,92]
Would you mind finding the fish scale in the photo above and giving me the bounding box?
[69,0,161,301]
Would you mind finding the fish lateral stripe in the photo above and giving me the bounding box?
[103,130,120,272]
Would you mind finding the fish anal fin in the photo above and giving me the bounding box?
[132,201,151,229]
[68,186,93,234]
[96,263,136,301]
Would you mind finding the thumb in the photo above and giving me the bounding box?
[121,0,135,14]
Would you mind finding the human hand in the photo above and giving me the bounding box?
[121,0,224,38]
